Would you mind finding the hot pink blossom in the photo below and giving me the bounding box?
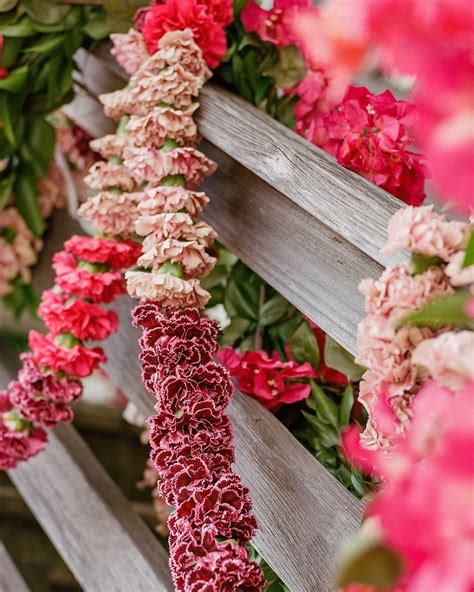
[217,347,315,412]
[0,34,8,79]
[63,235,141,270]
[241,0,311,48]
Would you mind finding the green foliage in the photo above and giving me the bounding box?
[409,252,443,275]
[324,336,365,382]
[398,290,474,331]
[1,274,40,318]
[101,0,148,34]
[462,230,474,268]
[290,320,320,367]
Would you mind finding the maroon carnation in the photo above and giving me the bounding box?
[39,290,119,341]
[64,235,142,270]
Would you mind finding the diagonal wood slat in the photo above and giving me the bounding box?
[0,542,30,592]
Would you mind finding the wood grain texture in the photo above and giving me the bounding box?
[104,297,364,592]
[82,46,404,269]
[0,342,173,592]
[0,542,30,592]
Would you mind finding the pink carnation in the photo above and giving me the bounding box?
[126,271,210,308]
[445,251,474,287]
[8,380,74,427]
[241,0,311,48]
[99,89,136,121]
[123,146,217,189]
[39,290,119,341]
[89,134,130,160]
[217,347,315,412]
[29,331,106,378]
[110,28,149,75]
[311,86,428,206]
[135,212,195,239]
[138,186,209,218]
[53,251,126,304]
[77,191,142,239]
[84,160,138,192]
[383,206,469,260]
[126,106,199,149]
[138,238,216,278]
[64,236,141,270]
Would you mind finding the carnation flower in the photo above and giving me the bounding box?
[39,290,119,341]
[110,28,150,75]
[138,186,209,218]
[383,205,469,260]
[412,331,474,391]
[18,354,82,404]
[241,0,311,48]
[29,332,106,378]
[126,106,199,149]
[126,271,210,308]
[310,86,428,206]
[64,236,141,270]
[123,146,217,189]
[99,89,136,121]
[78,191,142,238]
[217,348,315,411]
[138,238,217,278]
[89,134,130,160]
[142,0,228,69]
[8,380,74,427]
[84,160,138,192]
[135,212,195,239]
[53,251,126,304]
[445,251,474,287]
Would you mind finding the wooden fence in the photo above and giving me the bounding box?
[0,44,405,591]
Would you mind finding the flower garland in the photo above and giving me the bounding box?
[354,205,473,450]
[91,17,265,590]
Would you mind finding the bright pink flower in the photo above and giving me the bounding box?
[198,0,234,26]
[311,86,428,206]
[142,0,228,69]
[29,331,106,378]
[53,251,126,304]
[217,347,315,411]
[39,290,119,341]
[0,35,8,79]
[345,381,474,592]
[466,297,474,320]
[241,0,311,48]
[63,236,141,270]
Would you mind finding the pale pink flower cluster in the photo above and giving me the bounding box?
[37,164,67,219]
[357,206,473,449]
[126,271,210,308]
[384,205,470,261]
[0,208,42,296]
[84,161,138,193]
[77,191,142,238]
[138,186,209,218]
[89,134,130,160]
[126,106,200,149]
[110,28,150,76]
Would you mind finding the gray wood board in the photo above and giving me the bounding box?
[0,342,173,592]
[104,297,364,592]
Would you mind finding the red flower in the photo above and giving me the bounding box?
[142,0,228,69]
[241,0,311,48]
[217,348,315,412]
[53,251,125,303]
[29,331,106,378]
[39,290,119,341]
[309,86,428,206]
[199,0,233,26]
[64,235,141,270]
[0,35,8,80]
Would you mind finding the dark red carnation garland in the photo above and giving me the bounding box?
[0,235,141,469]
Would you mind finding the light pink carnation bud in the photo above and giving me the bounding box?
[126,106,199,149]
[99,89,136,121]
[84,161,138,192]
[78,191,142,238]
[126,271,210,308]
[412,331,474,391]
[131,29,211,86]
[110,28,149,76]
[135,212,195,239]
[138,238,216,278]
[89,134,130,160]
[445,251,474,287]
[184,221,218,248]
[138,186,209,218]
[383,205,469,260]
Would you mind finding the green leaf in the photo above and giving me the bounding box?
[336,540,404,588]
[0,169,16,211]
[21,117,55,176]
[259,293,290,326]
[200,264,229,291]
[0,64,28,93]
[23,33,64,54]
[409,252,443,275]
[1,275,40,318]
[30,6,83,33]
[264,45,306,89]
[398,290,474,331]
[83,11,113,40]
[462,230,474,268]
[0,36,23,69]
[224,265,262,321]
[2,15,35,37]
[302,411,340,448]
[102,0,148,33]
[290,321,320,367]
[13,162,44,236]
[221,316,252,347]
[0,94,16,147]
[23,0,72,25]
[339,385,354,427]
[310,381,339,427]
[324,335,365,382]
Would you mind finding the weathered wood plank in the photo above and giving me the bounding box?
[0,343,173,592]
[81,45,403,269]
[104,297,364,592]
[0,541,30,592]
